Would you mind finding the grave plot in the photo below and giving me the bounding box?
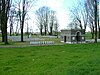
[8,36,44,42]
[30,41,54,45]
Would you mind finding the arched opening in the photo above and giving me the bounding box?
[76,31,81,42]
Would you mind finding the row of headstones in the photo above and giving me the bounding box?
[8,36,42,41]
[30,41,54,45]
[8,36,22,41]
[40,36,60,38]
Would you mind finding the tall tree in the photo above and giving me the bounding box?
[86,0,98,43]
[15,0,33,42]
[21,0,26,42]
[49,10,56,35]
[70,2,83,29]
[35,7,44,35]
[1,0,11,44]
[35,6,59,36]
[94,0,98,43]
[86,0,95,39]
[43,6,50,36]
[0,0,1,29]
[9,8,15,36]
[70,0,89,30]
[97,1,100,39]
[54,19,59,38]
[35,6,50,36]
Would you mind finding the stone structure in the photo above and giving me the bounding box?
[61,29,85,43]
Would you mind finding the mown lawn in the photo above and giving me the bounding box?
[0,44,100,75]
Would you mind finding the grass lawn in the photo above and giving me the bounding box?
[0,44,100,75]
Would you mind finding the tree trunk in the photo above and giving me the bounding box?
[10,23,13,36]
[15,21,19,36]
[98,13,100,39]
[40,28,43,35]
[50,26,53,35]
[1,28,5,42]
[44,26,47,36]
[21,28,24,42]
[21,0,25,42]
[21,15,25,42]
[98,27,100,39]
[3,14,8,44]
[94,0,97,43]
[4,25,8,44]
[1,17,5,42]
[97,0,100,39]
[57,31,58,38]
[91,26,94,39]
[2,0,8,44]
[91,32,94,39]
[21,16,24,42]
[10,28,12,36]
[40,24,43,35]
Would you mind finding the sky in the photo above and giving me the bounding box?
[26,0,78,32]
[10,0,100,33]
[8,0,100,32]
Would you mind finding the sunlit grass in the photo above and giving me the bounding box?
[0,43,100,75]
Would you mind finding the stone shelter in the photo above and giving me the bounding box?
[61,29,85,43]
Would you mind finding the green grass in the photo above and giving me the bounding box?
[0,44,100,75]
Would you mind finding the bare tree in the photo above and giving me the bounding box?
[21,0,26,42]
[86,0,95,39]
[86,0,98,43]
[35,6,59,36]
[35,6,50,36]
[0,0,1,30]
[53,19,59,38]
[1,0,11,44]
[9,8,15,36]
[49,10,56,35]
[94,0,98,43]
[82,2,89,30]
[97,1,100,38]
[43,6,50,36]
[35,7,44,35]
[70,3,83,29]
[14,0,34,42]
[70,0,89,30]
[89,16,95,39]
